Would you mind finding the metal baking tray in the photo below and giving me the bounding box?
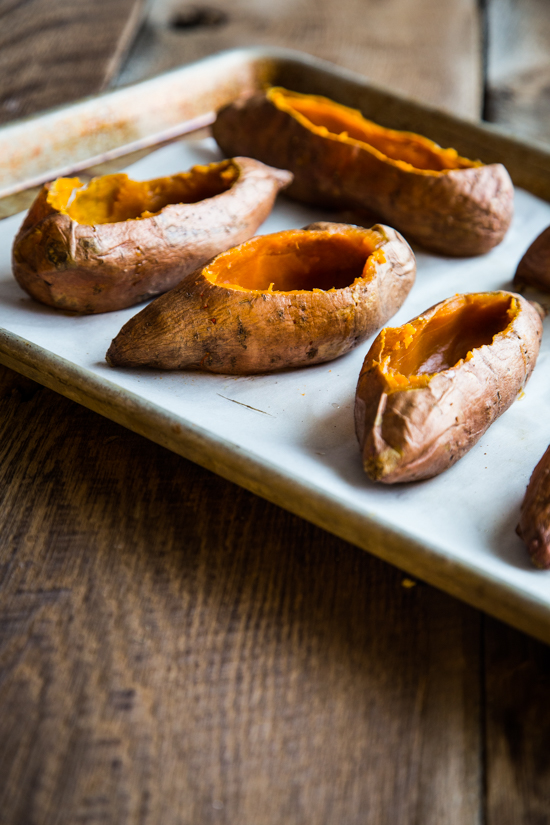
[2,47,550,643]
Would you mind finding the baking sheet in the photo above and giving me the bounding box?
[2,137,550,635]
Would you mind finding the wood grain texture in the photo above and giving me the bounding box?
[0,0,147,125]
[484,618,550,824]
[0,366,482,824]
[7,0,550,822]
[485,0,550,143]
[117,0,483,118]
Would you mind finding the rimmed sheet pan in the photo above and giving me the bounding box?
[2,49,550,643]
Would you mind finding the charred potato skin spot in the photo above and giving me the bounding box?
[106,222,416,375]
[11,158,293,314]
[213,92,514,257]
[355,292,542,484]
[517,445,550,569]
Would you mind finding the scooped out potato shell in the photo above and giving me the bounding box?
[12,157,292,314]
[213,87,514,257]
[106,222,416,374]
[355,291,542,483]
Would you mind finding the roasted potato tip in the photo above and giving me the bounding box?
[106,222,416,374]
[12,157,292,314]
[213,87,514,257]
[355,291,542,483]
[517,446,550,569]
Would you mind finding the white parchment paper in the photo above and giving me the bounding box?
[2,137,550,610]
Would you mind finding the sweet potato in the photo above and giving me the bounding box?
[355,291,542,483]
[213,87,514,257]
[517,446,550,569]
[12,157,292,314]
[106,222,416,374]
[514,225,550,293]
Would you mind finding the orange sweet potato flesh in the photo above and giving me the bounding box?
[213,88,514,257]
[106,222,416,374]
[12,157,292,314]
[355,292,542,483]
[517,445,550,568]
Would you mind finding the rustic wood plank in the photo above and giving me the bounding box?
[485,0,550,143]
[117,0,482,118]
[484,618,550,824]
[0,0,147,125]
[0,365,482,824]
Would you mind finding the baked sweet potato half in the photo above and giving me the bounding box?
[106,221,416,374]
[355,291,542,483]
[213,87,514,257]
[517,445,550,569]
[12,157,292,314]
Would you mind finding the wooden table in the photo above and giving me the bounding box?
[1,1,550,822]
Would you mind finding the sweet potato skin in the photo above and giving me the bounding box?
[355,292,542,483]
[11,158,292,314]
[514,225,550,293]
[106,222,416,374]
[213,93,514,257]
[516,446,550,569]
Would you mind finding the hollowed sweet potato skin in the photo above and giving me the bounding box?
[12,158,292,314]
[355,292,542,483]
[517,445,550,569]
[213,90,514,257]
[106,222,416,374]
